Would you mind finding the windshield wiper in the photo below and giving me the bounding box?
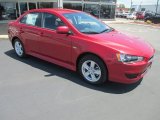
[100,28,114,33]
[81,31,100,34]
[100,29,109,33]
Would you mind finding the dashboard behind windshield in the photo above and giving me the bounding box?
[63,12,111,34]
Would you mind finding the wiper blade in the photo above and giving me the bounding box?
[81,31,100,34]
[100,28,114,33]
[100,29,109,33]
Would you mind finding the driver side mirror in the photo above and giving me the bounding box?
[56,26,70,34]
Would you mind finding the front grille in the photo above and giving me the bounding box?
[125,73,139,79]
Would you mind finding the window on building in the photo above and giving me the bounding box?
[0,2,17,20]
[63,3,82,11]
[141,8,145,11]
[83,4,100,18]
[38,2,53,8]
[84,0,100,2]
[29,2,36,10]
[100,5,115,19]
[20,2,27,15]
[101,0,116,3]
[100,5,110,19]
[63,0,82,1]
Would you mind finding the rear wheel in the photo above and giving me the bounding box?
[78,55,107,84]
[13,39,26,58]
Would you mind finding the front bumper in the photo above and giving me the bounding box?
[108,56,154,84]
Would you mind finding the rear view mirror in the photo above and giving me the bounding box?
[56,26,70,34]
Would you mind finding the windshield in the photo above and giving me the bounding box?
[63,12,111,34]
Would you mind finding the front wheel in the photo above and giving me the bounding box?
[78,55,108,84]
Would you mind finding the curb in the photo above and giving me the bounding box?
[103,20,160,29]
[103,21,131,24]
[0,35,8,40]
[130,22,160,29]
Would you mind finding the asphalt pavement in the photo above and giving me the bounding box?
[0,23,160,120]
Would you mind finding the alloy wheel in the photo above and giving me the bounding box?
[81,60,101,82]
[14,41,23,56]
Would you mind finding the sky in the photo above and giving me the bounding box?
[117,0,158,8]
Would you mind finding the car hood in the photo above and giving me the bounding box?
[87,30,154,58]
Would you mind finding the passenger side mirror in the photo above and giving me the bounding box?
[56,26,70,34]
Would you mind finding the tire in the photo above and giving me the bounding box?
[78,55,108,84]
[13,39,26,58]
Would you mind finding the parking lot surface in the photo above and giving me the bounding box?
[0,23,160,120]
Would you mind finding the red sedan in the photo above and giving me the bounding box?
[8,9,155,84]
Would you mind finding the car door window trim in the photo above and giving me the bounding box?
[19,12,43,28]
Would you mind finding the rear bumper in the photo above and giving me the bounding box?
[107,57,153,84]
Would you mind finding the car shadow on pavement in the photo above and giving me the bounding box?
[5,49,142,94]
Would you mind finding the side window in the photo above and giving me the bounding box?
[20,12,42,27]
[20,15,27,24]
[43,13,65,30]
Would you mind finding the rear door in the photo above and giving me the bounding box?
[19,12,42,53]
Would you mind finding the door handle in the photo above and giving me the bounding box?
[40,32,52,38]
[20,28,24,33]
[40,32,44,36]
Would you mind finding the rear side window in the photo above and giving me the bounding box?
[20,12,42,27]
[43,13,65,30]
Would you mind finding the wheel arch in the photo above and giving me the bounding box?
[11,36,20,47]
[76,52,109,75]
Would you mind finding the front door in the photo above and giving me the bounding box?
[38,12,72,64]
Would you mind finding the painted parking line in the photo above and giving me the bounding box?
[0,35,8,39]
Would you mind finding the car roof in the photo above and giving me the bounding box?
[29,8,81,14]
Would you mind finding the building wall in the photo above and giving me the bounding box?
[63,0,116,19]
[0,0,117,20]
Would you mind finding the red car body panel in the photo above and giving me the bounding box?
[8,9,155,84]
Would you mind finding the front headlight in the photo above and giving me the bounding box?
[116,53,144,63]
